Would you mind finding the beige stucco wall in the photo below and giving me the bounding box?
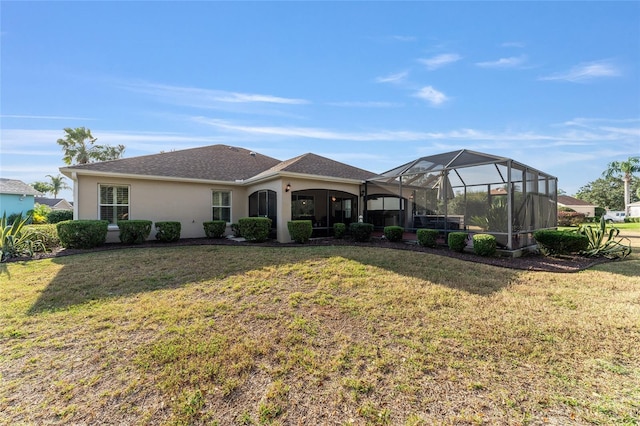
[74,173,364,244]
[246,176,364,243]
[75,174,246,242]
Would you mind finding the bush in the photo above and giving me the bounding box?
[238,217,272,242]
[349,222,374,242]
[558,211,586,227]
[203,220,227,238]
[23,224,60,251]
[577,217,632,259]
[417,229,438,248]
[1,213,45,261]
[473,234,497,257]
[288,220,313,243]
[333,223,346,239]
[231,223,241,237]
[448,232,468,252]
[155,221,181,242]
[383,226,404,242]
[47,209,73,224]
[624,217,640,223]
[533,229,589,255]
[118,220,152,244]
[30,204,51,224]
[57,220,109,249]
[7,212,31,226]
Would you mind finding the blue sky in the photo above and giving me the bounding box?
[2,1,639,202]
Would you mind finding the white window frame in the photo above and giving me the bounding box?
[212,190,232,223]
[98,184,130,228]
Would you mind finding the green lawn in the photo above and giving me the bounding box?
[1,241,639,425]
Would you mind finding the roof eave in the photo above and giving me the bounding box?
[60,168,244,186]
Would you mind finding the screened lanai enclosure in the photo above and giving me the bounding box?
[364,150,557,251]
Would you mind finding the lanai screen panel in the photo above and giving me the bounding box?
[366,149,557,250]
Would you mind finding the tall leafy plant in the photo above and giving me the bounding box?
[1,213,45,262]
[577,216,631,259]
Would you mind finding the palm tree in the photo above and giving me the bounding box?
[46,174,70,198]
[57,127,125,165]
[603,156,640,216]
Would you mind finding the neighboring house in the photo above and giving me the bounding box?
[557,195,596,218]
[0,178,43,217]
[628,201,640,218]
[60,145,376,243]
[34,197,73,211]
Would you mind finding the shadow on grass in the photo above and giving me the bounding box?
[27,243,520,314]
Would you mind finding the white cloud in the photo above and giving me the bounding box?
[475,55,527,68]
[375,71,409,84]
[391,35,416,42]
[539,60,621,82]
[413,86,449,106]
[418,53,462,70]
[0,114,96,120]
[117,80,309,109]
[326,101,402,108]
[501,42,525,48]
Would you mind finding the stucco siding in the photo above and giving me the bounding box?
[75,175,243,241]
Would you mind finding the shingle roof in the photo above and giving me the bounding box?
[61,145,282,182]
[259,153,377,181]
[0,178,42,195]
[557,195,594,206]
[61,145,378,183]
[35,197,70,207]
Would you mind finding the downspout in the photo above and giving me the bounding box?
[72,172,79,220]
[507,160,513,250]
[399,176,404,228]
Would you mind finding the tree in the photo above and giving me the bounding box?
[46,174,70,198]
[31,181,53,195]
[603,156,640,216]
[576,175,640,211]
[57,127,125,165]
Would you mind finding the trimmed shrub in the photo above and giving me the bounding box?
[417,229,438,248]
[288,220,313,243]
[203,220,227,238]
[118,220,152,244]
[383,226,404,242]
[473,234,497,257]
[47,210,73,224]
[557,211,586,227]
[231,223,241,237]
[533,229,589,255]
[238,217,272,242]
[349,222,374,242]
[57,220,108,249]
[333,223,346,239]
[155,221,181,242]
[24,224,60,251]
[447,232,468,252]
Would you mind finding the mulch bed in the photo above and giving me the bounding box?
[18,236,611,273]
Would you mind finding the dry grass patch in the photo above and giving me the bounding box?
[1,244,638,425]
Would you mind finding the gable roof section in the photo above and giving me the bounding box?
[557,195,594,206]
[35,197,72,208]
[255,153,377,181]
[0,178,42,196]
[60,145,282,182]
